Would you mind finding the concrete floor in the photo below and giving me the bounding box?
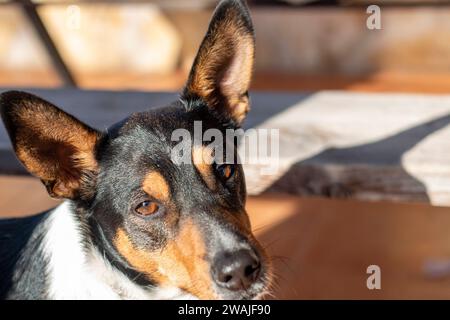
[2,175,450,299]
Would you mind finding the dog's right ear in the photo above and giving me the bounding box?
[183,0,255,127]
[0,91,101,199]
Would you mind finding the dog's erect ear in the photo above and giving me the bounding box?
[183,0,255,126]
[0,91,101,199]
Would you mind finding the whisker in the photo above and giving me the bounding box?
[260,236,284,250]
[252,222,275,233]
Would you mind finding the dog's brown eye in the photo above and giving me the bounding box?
[217,164,234,180]
[135,201,159,216]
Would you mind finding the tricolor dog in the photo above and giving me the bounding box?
[0,0,272,299]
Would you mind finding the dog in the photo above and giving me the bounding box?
[0,0,272,300]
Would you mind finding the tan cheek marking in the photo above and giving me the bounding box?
[114,221,217,299]
[192,146,217,191]
[142,171,170,202]
[114,228,159,277]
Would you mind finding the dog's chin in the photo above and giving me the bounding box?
[167,283,271,300]
[156,271,272,300]
[214,280,271,300]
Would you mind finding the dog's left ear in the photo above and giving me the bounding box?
[0,91,100,199]
[183,0,255,126]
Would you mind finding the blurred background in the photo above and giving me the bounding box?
[3,0,450,299]
[2,0,450,92]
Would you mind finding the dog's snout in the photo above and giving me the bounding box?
[212,249,261,291]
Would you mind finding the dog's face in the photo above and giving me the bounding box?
[0,0,272,299]
[92,104,270,299]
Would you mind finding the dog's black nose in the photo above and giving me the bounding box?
[212,249,261,291]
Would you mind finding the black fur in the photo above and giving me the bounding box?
[0,211,50,299]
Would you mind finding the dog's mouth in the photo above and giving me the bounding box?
[215,282,271,300]
[159,277,271,300]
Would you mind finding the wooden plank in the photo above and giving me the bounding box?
[0,175,60,217]
[243,91,450,206]
[2,176,450,299]
[250,195,450,299]
[2,89,450,205]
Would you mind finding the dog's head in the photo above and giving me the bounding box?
[0,0,272,299]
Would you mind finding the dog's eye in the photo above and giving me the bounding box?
[216,164,235,180]
[135,201,159,216]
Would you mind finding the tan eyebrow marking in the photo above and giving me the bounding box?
[142,171,170,202]
[192,145,216,191]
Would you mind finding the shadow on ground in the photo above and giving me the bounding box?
[266,113,450,203]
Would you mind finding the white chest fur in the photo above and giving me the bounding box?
[43,201,197,300]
